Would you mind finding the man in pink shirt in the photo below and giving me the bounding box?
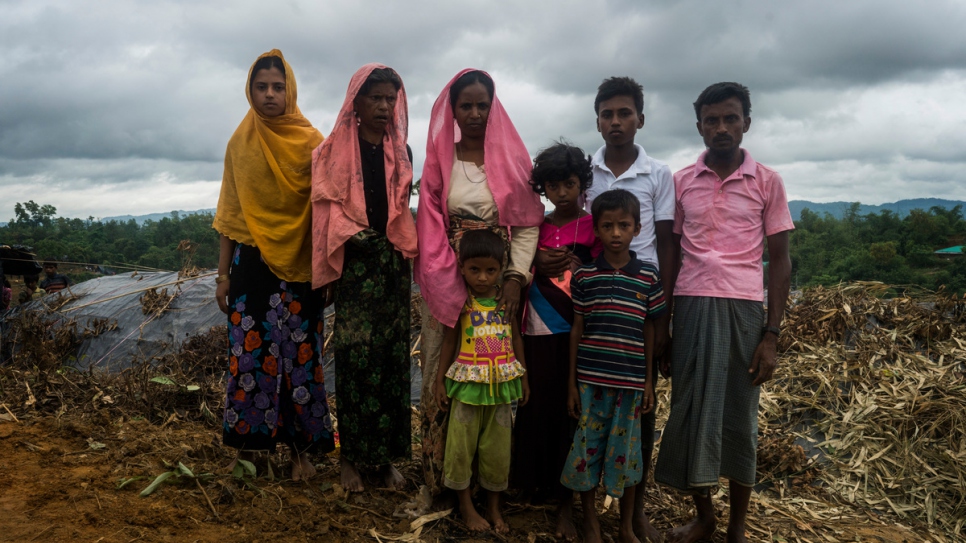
[654,82,793,543]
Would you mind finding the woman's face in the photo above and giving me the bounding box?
[453,82,491,141]
[354,81,398,140]
[251,66,287,117]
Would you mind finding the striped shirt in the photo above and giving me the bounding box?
[572,252,666,391]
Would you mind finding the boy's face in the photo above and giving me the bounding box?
[697,97,750,158]
[596,95,644,147]
[594,208,641,257]
[459,256,502,297]
[44,264,56,276]
[25,280,37,290]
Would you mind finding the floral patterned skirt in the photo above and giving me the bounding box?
[332,233,412,466]
[222,244,335,454]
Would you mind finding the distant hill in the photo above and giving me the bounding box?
[100,208,215,224]
[788,199,966,220]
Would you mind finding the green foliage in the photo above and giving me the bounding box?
[1,202,219,274]
[791,204,966,295]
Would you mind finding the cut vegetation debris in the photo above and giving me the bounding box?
[0,281,962,541]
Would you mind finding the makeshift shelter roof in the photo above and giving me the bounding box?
[934,245,964,255]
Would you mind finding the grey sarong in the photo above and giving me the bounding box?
[654,296,765,492]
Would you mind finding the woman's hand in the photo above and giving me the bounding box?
[498,276,523,320]
[567,383,582,420]
[216,279,231,315]
[534,248,572,278]
[323,284,335,307]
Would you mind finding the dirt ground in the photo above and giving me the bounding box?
[0,414,929,543]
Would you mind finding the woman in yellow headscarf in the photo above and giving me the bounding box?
[213,50,334,481]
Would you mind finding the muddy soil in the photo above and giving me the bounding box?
[0,414,927,543]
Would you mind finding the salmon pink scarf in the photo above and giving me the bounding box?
[414,68,544,327]
[311,64,418,288]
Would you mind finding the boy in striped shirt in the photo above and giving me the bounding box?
[561,189,666,543]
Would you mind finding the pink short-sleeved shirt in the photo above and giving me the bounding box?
[673,149,794,302]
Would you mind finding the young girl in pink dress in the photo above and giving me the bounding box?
[513,142,600,539]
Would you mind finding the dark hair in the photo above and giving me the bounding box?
[358,67,402,97]
[591,189,640,227]
[249,55,286,93]
[458,230,506,265]
[24,274,39,284]
[530,141,593,196]
[449,70,494,114]
[594,77,644,115]
[693,82,751,121]
[43,260,57,267]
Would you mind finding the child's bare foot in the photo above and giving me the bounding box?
[582,516,604,543]
[555,500,578,540]
[460,502,491,532]
[486,500,509,534]
[380,464,406,490]
[633,510,663,542]
[340,456,364,492]
[291,452,316,482]
[227,450,255,472]
[618,524,643,543]
[666,517,716,543]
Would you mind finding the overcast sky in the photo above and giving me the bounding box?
[2,0,965,220]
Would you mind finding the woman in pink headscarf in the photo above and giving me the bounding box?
[415,69,544,496]
[311,64,417,492]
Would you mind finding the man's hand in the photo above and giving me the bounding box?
[216,279,230,315]
[533,248,572,278]
[750,333,778,386]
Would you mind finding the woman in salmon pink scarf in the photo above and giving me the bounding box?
[414,69,544,497]
[311,64,417,492]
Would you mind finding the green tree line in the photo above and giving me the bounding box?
[3,200,966,295]
[2,201,219,273]
[789,202,966,294]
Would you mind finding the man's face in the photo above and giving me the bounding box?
[696,97,750,157]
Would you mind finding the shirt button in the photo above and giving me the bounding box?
[718,190,723,194]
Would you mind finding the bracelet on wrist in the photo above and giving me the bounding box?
[215,274,230,284]
[762,326,781,338]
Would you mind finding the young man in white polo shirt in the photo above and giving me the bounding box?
[535,76,674,543]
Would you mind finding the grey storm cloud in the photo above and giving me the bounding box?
[1,0,965,219]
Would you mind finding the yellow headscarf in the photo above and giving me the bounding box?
[213,49,323,283]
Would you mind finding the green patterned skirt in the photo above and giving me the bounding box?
[333,232,412,466]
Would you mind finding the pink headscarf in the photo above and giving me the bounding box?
[414,68,545,327]
[311,64,418,288]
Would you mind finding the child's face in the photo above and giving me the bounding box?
[596,95,644,147]
[25,280,37,290]
[546,175,582,216]
[251,67,287,118]
[594,208,641,257]
[459,256,502,297]
[354,81,398,138]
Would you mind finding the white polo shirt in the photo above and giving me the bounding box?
[585,144,675,268]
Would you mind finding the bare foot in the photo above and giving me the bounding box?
[340,456,364,492]
[460,502,491,532]
[725,525,748,543]
[291,452,316,482]
[554,505,578,541]
[666,517,716,543]
[582,516,604,543]
[486,501,509,534]
[380,464,407,490]
[619,524,642,543]
[227,450,255,473]
[633,510,663,542]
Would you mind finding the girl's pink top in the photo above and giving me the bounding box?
[414,68,544,327]
[310,63,418,288]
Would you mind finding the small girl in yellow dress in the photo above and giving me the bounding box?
[434,229,530,534]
